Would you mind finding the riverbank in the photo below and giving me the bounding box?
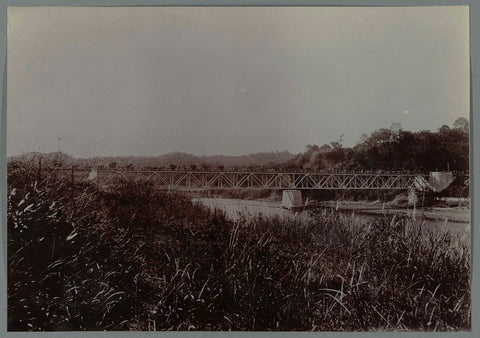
[320,200,470,224]
[195,197,470,234]
[193,191,470,224]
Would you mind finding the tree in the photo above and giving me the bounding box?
[304,150,323,170]
[438,125,451,133]
[453,117,469,133]
[305,144,320,155]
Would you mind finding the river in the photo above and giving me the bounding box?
[193,197,470,234]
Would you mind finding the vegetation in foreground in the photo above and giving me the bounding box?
[7,161,470,331]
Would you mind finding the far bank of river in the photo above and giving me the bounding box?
[193,197,470,234]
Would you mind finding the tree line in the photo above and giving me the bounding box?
[283,117,469,173]
[10,118,469,175]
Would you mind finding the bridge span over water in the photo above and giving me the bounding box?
[52,169,454,192]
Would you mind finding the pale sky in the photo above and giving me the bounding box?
[7,6,470,157]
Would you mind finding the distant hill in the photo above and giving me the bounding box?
[8,152,77,167]
[8,151,296,169]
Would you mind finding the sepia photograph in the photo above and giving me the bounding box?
[6,6,471,331]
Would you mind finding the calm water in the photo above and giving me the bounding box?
[193,198,308,220]
[193,197,470,234]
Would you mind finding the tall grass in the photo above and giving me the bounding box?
[223,211,470,330]
[7,161,470,331]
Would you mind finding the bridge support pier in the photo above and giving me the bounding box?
[408,188,418,220]
[281,190,303,210]
[408,188,418,207]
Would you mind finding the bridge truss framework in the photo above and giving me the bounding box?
[52,169,430,191]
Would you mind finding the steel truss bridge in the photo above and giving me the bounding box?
[52,168,432,191]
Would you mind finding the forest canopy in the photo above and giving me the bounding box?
[286,118,469,173]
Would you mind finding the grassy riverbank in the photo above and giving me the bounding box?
[319,200,470,225]
[7,162,470,331]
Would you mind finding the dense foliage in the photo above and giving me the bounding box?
[286,118,469,173]
[8,161,470,331]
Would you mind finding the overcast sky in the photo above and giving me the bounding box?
[7,6,469,158]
